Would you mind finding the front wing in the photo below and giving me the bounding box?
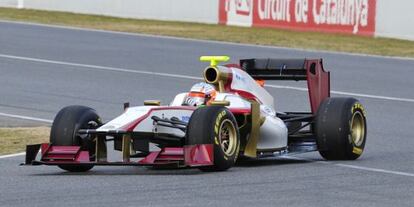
[24,143,214,168]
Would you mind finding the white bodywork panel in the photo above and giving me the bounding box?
[224,68,286,150]
[97,106,156,131]
[99,67,288,151]
[134,108,193,137]
[98,106,193,138]
[214,93,251,108]
[257,115,288,150]
[228,66,274,108]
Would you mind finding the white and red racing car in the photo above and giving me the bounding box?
[24,56,367,172]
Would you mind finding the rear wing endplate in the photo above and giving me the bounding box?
[240,58,330,114]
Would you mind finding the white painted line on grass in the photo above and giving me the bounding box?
[0,112,53,123]
[1,19,414,61]
[0,152,26,159]
[1,53,414,103]
[284,156,414,178]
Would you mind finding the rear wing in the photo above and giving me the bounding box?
[239,58,330,114]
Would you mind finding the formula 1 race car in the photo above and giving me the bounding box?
[24,56,367,172]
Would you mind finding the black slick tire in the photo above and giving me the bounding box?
[50,105,102,172]
[315,97,367,160]
[186,106,240,171]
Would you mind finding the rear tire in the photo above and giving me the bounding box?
[186,106,240,171]
[315,98,367,160]
[50,105,102,172]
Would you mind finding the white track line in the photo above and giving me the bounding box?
[265,85,414,103]
[0,112,52,123]
[1,19,414,61]
[1,53,414,103]
[0,53,203,81]
[284,156,414,177]
[334,163,414,177]
[0,152,26,159]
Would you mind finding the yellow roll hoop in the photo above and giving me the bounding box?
[200,56,230,67]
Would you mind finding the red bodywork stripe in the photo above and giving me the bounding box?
[305,60,330,114]
[229,107,251,114]
[184,144,214,166]
[40,144,90,162]
[138,145,214,167]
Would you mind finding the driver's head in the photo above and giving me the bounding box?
[184,82,216,107]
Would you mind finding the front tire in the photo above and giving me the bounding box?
[315,98,367,160]
[50,105,102,172]
[186,106,240,171]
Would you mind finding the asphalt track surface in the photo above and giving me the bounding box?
[1,21,414,207]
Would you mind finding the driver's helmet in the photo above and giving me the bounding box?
[183,82,216,106]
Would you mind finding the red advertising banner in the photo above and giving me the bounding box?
[219,0,376,36]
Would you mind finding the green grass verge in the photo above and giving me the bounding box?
[0,127,49,155]
[1,7,414,58]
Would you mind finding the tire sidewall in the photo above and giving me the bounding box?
[50,106,101,149]
[346,101,367,159]
[187,106,240,171]
[210,108,240,169]
[316,98,367,160]
[50,105,102,172]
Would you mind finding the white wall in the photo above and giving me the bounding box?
[2,0,414,41]
[14,0,219,24]
[0,0,19,8]
[375,0,414,41]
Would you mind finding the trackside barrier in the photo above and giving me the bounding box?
[1,0,413,40]
[1,0,219,24]
[219,0,376,36]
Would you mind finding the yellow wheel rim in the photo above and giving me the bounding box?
[351,111,365,146]
[219,119,237,157]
